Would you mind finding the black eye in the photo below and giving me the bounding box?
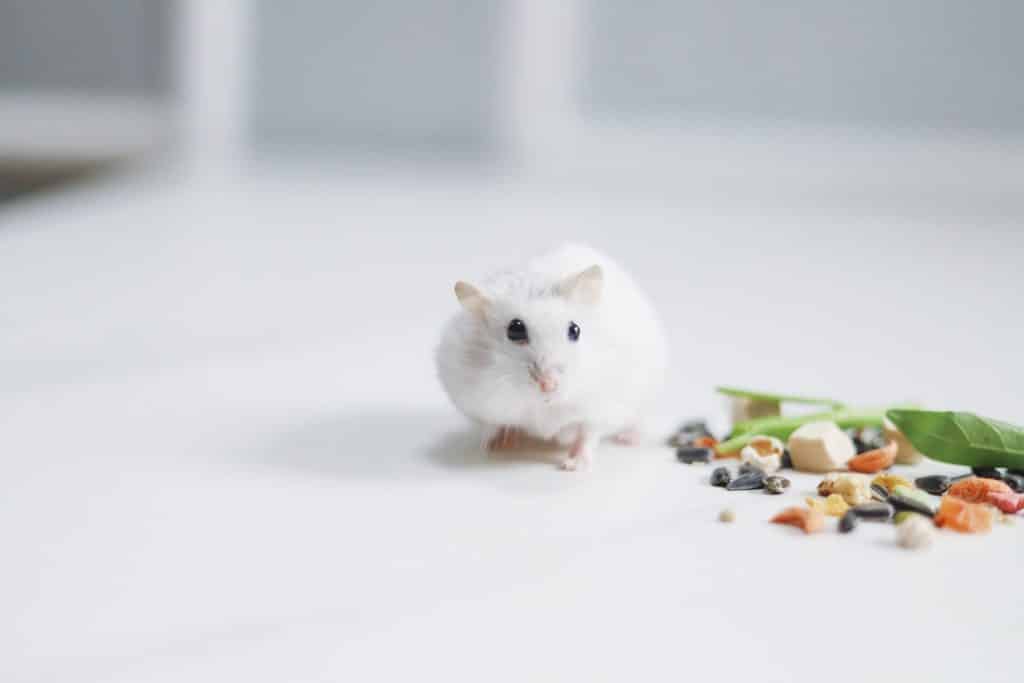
[507,318,528,343]
[568,321,580,342]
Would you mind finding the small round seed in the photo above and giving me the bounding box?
[780,450,793,469]
[676,447,714,464]
[726,470,765,491]
[839,510,858,533]
[851,502,895,521]
[710,466,731,487]
[764,475,791,495]
[914,474,951,496]
[719,508,736,523]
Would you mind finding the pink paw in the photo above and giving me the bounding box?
[560,452,591,471]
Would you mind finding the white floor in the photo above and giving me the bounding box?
[2,154,1023,682]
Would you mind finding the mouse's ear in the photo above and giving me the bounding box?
[454,281,489,315]
[557,265,603,305]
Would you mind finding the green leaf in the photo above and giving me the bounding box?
[885,409,1024,469]
[715,386,845,410]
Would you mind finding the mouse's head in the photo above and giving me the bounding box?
[453,265,603,403]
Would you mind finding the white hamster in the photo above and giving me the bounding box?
[436,244,669,470]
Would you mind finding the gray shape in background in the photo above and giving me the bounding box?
[0,0,169,94]
[249,0,502,157]
[583,0,1023,133]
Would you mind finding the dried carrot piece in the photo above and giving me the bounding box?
[771,506,824,534]
[934,495,994,533]
[947,476,1012,503]
[694,436,718,449]
[847,442,897,474]
[985,491,1024,514]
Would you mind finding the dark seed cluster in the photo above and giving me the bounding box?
[676,447,714,464]
[669,420,714,448]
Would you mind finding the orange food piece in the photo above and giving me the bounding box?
[985,491,1024,514]
[771,506,824,534]
[934,495,994,533]
[847,442,897,473]
[694,436,718,449]
[947,476,1012,503]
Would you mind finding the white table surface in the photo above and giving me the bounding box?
[2,157,1023,682]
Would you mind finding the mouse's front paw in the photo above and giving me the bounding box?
[559,454,583,471]
[559,448,593,471]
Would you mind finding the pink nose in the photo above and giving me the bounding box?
[536,374,558,394]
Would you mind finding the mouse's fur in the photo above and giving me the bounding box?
[436,244,668,469]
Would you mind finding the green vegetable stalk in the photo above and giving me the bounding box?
[716,408,887,454]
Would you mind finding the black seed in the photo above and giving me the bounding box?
[870,483,890,502]
[669,420,715,447]
[676,447,714,464]
[780,450,793,469]
[915,475,951,495]
[889,491,937,518]
[950,471,974,482]
[971,466,1004,481]
[710,467,731,487]
[839,510,858,533]
[764,476,790,495]
[1004,473,1024,493]
[738,462,760,476]
[851,502,894,521]
[726,471,765,491]
[858,427,886,451]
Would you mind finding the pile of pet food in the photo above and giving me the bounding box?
[671,387,1024,549]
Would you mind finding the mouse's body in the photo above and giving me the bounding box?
[436,244,668,469]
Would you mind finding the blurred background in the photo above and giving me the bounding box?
[3,1,1023,190]
[3,2,1024,680]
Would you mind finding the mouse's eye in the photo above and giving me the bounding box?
[567,321,581,342]
[507,318,529,343]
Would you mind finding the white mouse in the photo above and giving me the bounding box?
[436,244,669,470]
